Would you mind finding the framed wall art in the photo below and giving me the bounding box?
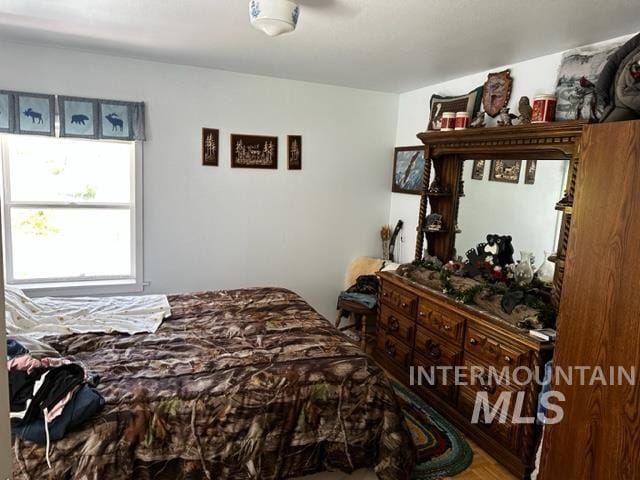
[231,134,278,169]
[202,128,219,166]
[59,96,99,138]
[489,159,522,184]
[524,159,537,185]
[287,135,302,170]
[471,160,486,180]
[427,87,483,130]
[392,146,425,195]
[16,92,55,136]
[482,69,513,117]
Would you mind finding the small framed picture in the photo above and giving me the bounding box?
[524,160,537,185]
[231,134,278,169]
[202,128,219,166]
[471,160,486,180]
[392,146,425,195]
[287,135,302,170]
[489,160,522,184]
[99,101,133,140]
[16,92,55,136]
[59,96,99,138]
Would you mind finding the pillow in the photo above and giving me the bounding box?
[427,86,483,131]
[596,32,640,122]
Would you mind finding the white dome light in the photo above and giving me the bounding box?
[249,0,300,37]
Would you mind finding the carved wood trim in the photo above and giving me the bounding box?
[414,121,587,319]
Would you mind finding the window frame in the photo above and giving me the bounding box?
[0,135,144,296]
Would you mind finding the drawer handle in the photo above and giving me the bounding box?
[481,384,497,394]
[469,337,479,346]
[419,311,426,317]
[385,340,396,357]
[386,317,400,333]
[480,372,497,394]
[443,324,452,331]
[382,292,389,297]
[504,355,513,364]
[425,340,441,360]
[401,302,408,308]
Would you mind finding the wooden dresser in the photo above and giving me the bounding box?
[374,270,553,478]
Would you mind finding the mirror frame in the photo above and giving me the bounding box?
[415,120,587,308]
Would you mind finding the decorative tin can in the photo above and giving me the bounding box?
[441,112,456,131]
[531,95,557,123]
[455,111,469,130]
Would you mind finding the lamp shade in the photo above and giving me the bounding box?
[249,0,300,37]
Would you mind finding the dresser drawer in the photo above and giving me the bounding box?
[465,326,528,370]
[376,331,412,369]
[413,352,456,400]
[379,304,415,347]
[417,301,465,346]
[380,282,417,318]
[458,388,521,451]
[414,326,462,366]
[460,359,524,406]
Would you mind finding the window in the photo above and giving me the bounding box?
[1,135,142,295]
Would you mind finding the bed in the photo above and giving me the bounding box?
[12,287,416,479]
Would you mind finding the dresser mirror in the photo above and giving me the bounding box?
[454,159,570,268]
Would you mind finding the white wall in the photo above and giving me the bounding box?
[0,42,398,318]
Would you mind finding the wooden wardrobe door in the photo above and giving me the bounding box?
[539,120,640,479]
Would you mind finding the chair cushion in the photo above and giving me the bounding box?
[338,292,377,310]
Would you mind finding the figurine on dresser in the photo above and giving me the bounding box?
[518,96,533,124]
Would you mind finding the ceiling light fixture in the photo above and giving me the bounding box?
[249,0,300,37]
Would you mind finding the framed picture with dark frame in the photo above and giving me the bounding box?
[524,159,537,185]
[392,146,425,195]
[202,128,219,166]
[287,135,302,170]
[471,160,486,180]
[230,134,278,169]
[489,159,522,184]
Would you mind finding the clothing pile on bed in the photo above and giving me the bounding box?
[7,338,105,467]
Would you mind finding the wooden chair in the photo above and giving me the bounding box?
[334,256,384,350]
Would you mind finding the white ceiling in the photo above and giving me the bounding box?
[0,0,638,93]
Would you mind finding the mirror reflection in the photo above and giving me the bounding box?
[455,159,569,269]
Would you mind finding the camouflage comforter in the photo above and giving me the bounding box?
[13,288,416,479]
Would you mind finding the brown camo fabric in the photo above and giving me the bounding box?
[12,288,416,479]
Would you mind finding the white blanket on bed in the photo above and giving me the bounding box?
[5,287,171,338]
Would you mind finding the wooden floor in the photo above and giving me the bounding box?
[445,439,516,480]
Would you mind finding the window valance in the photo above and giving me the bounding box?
[0,90,145,141]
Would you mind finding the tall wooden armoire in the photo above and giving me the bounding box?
[539,120,640,479]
